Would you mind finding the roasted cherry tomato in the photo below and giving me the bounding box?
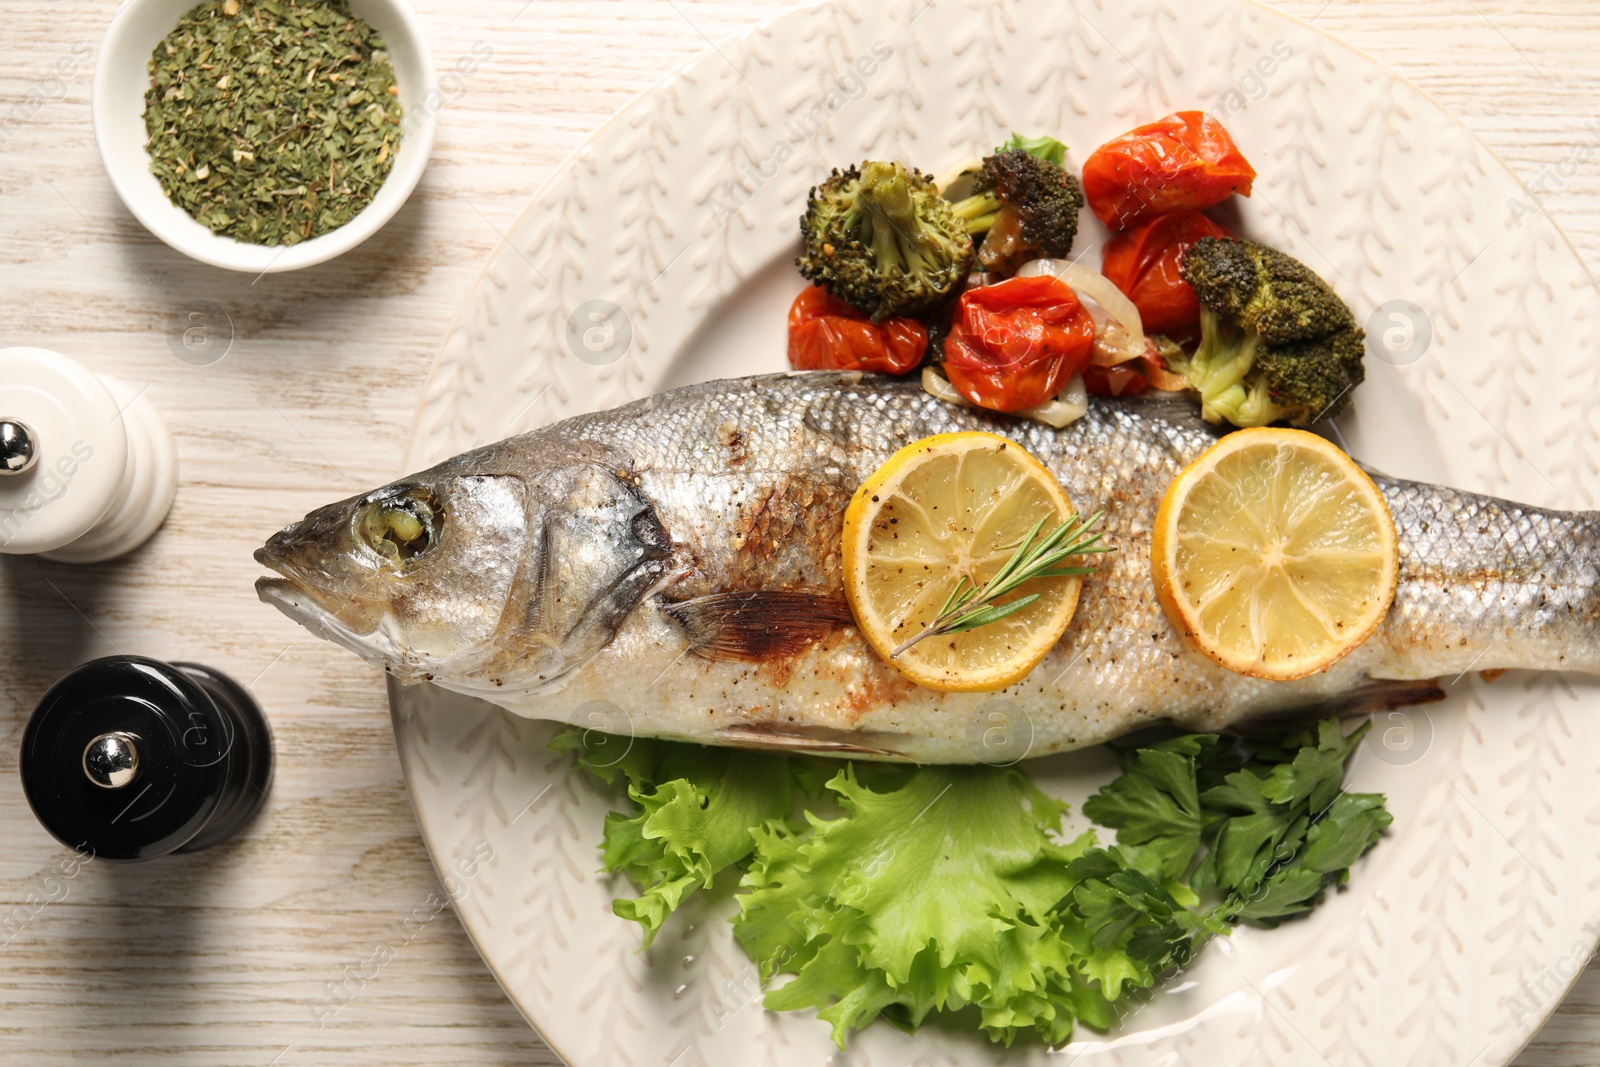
[1082,112,1256,230]
[1101,211,1232,341]
[787,286,927,374]
[942,276,1096,412]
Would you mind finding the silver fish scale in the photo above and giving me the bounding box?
[1378,478,1600,678]
[262,372,1600,762]
[558,371,1214,484]
[564,367,1598,657]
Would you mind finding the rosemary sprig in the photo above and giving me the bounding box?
[890,510,1113,659]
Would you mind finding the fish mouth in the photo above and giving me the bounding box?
[253,544,351,625]
[255,573,401,669]
[254,539,385,642]
[254,572,334,627]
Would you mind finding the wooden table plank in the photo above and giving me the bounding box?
[1,1,1596,1063]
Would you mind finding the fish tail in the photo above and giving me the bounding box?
[1376,478,1600,679]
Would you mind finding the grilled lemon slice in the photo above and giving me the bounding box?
[841,432,1083,692]
[1151,427,1398,681]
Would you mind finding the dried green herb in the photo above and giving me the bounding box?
[143,0,404,247]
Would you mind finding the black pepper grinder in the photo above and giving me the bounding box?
[20,656,273,861]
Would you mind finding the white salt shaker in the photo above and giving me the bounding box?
[0,346,177,563]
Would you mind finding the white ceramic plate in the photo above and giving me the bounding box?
[392,1,1600,1063]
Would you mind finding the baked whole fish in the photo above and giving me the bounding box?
[255,372,1600,763]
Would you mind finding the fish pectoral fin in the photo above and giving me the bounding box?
[1231,675,1447,735]
[661,591,854,662]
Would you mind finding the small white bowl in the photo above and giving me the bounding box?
[93,0,437,274]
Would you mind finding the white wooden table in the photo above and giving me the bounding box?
[1,1,1597,1063]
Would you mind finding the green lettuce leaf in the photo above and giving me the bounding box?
[733,764,1107,1047]
[566,718,1392,1049]
[555,729,791,948]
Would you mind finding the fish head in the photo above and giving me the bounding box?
[255,470,530,679]
[254,446,674,689]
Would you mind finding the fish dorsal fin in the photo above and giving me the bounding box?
[661,591,854,662]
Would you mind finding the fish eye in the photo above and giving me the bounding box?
[357,489,440,564]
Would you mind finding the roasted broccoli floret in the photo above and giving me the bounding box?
[1171,237,1366,427]
[948,147,1084,273]
[797,161,975,321]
